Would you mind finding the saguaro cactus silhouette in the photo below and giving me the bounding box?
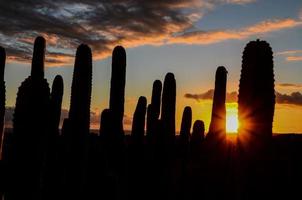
[49,75,64,134]
[10,36,50,200]
[146,80,162,140]
[61,44,92,199]
[179,106,192,145]
[131,96,147,144]
[191,120,205,143]
[109,46,126,136]
[67,44,92,135]
[238,39,275,140]
[0,47,5,155]
[161,73,176,141]
[208,66,227,140]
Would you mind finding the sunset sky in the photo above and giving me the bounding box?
[1,0,301,133]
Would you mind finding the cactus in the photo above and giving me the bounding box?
[160,73,176,141]
[131,96,147,144]
[9,36,50,199]
[191,120,205,144]
[109,46,126,136]
[179,106,192,145]
[49,75,64,134]
[208,66,227,140]
[238,39,275,139]
[67,44,92,136]
[146,80,162,141]
[0,47,5,156]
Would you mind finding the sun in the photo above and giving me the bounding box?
[226,103,239,134]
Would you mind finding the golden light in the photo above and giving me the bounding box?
[226,103,238,134]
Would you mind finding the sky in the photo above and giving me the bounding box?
[1,0,302,133]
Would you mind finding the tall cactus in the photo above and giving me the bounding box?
[61,44,92,199]
[146,80,162,140]
[9,36,50,200]
[67,44,92,135]
[49,75,64,134]
[208,66,227,140]
[131,96,147,144]
[109,46,126,136]
[179,106,192,145]
[0,47,5,156]
[161,73,176,141]
[191,120,205,144]
[238,39,275,139]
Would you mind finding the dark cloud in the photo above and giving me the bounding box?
[0,0,258,66]
[185,89,302,106]
[0,0,200,65]
[276,92,302,106]
[277,83,302,89]
[184,89,238,103]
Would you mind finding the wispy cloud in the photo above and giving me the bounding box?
[286,56,302,61]
[277,49,302,62]
[0,0,299,66]
[276,83,302,90]
[169,18,302,45]
[185,89,302,106]
[184,89,238,102]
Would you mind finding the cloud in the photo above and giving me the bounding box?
[276,92,302,106]
[277,49,302,62]
[276,83,302,90]
[276,50,302,55]
[185,89,302,106]
[184,89,238,102]
[286,56,302,61]
[168,18,302,45]
[1,0,299,66]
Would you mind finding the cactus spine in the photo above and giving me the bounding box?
[109,46,126,136]
[131,96,147,144]
[0,47,5,156]
[208,66,227,140]
[161,73,176,141]
[238,39,275,139]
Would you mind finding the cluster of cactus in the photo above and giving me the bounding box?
[0,47,5,156]
[208,66,227,141]
[6,36,51,200]
[238,39,275,140]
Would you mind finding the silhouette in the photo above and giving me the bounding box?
[238,39,275,144]
[61,44,92,199]
[0,46,5,156]
[208,66,227,141]
[0,37,300,200]
[109,46,126,138]
[7,36,51,200]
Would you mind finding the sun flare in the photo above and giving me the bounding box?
[226,103,239,134]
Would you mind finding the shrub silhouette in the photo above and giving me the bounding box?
[238,39,275,140]
[208,66,227,140]
[109,46,126,137]
[0,47,6,155]
[9,36,51,200]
